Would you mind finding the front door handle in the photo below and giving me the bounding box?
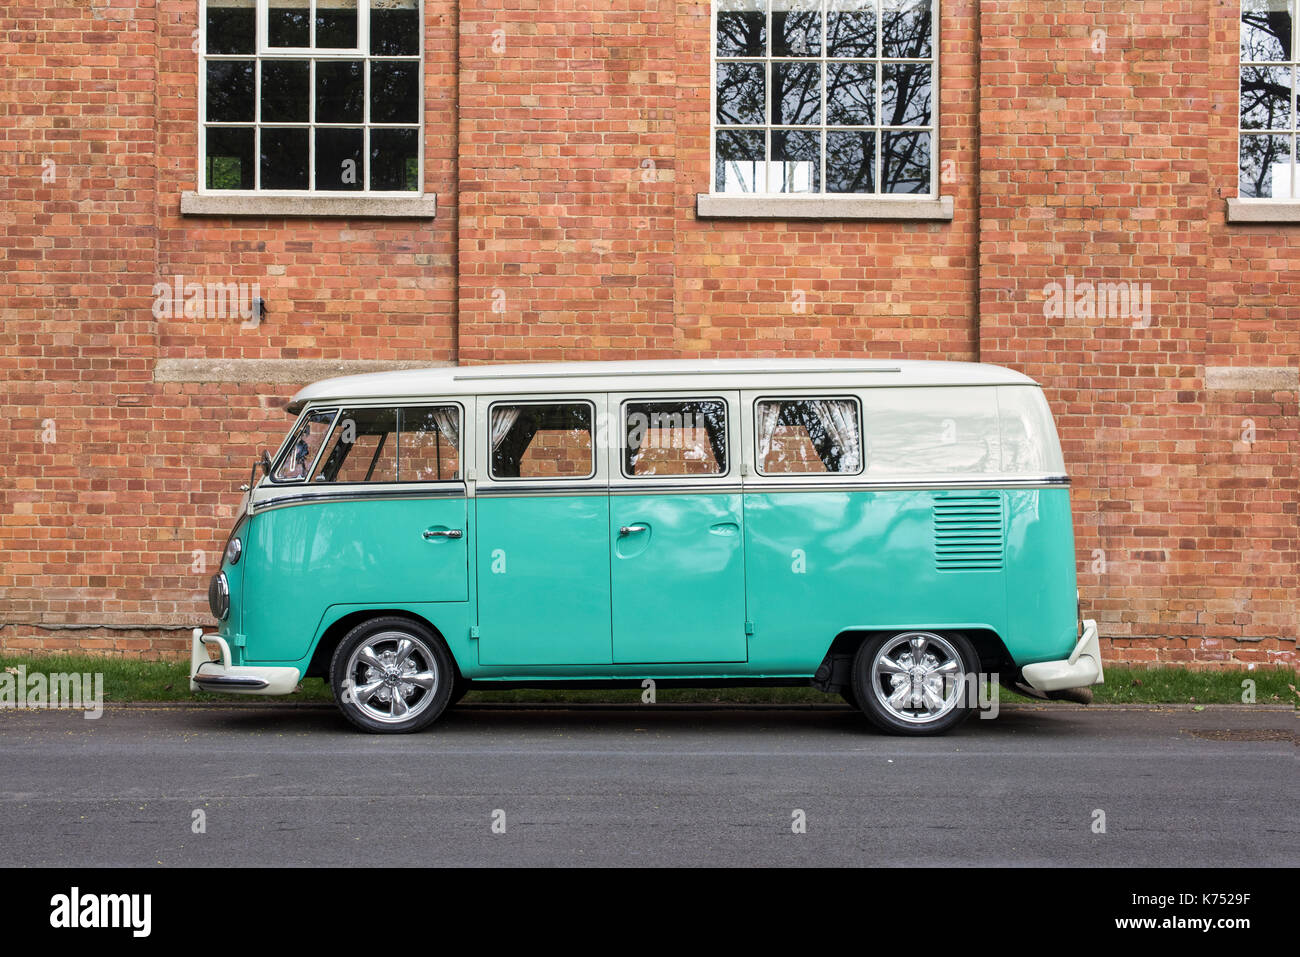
[619,525,648,536]
[423,529,463,540]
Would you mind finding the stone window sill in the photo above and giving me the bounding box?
[1225,198,1300,223]
[695,193,953,221]
[180,192,437,219]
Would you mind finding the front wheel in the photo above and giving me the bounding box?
[330,617,454,733]
[851,631,976,736]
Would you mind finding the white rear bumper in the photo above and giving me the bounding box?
[1020,619,1105,692]
[190,628,301,695]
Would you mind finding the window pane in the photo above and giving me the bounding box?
[1240,133,1294,198]
[772,129,820,191]
[717,61,766,125]
[625,400,727,477]
[261,60,310,122]
[260,127,309,189]
[1241,0,1293,62]
[372,0,420,55]
[716,0,766,57]
[490,404,594,480]
[206,1,255,54]
[826,0,875,57]
[773,61,821,124]
[881,129,929,192]
[399,406,462,482]
[827,60,875,125]
[316,59,364,123]
[826,129,875,192]
[206,60,255,122]
[1241,65,1294,130]
[773,0,822,57]
[316,0,359,48]
[268,0,310,47]
[205,126,255,189]
[716,128,766,192]
[863,387,998,475]
[315,127,364,190]
[757,399,862,474]
[370,128,420,190]
[371,60,420,123]
[881,0,932,59]
[881,62,931,126]
[312,408,398,483]
[274,410,336,481]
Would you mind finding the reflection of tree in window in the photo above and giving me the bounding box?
[625,401,728,476]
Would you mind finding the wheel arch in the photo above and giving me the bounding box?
[812,626,1012,694]
[304,608,464,682]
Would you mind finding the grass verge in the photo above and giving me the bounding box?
[0,655,1295,707]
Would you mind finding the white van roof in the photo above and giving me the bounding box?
[286,358,1038,413]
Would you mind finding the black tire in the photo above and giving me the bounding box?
[851,631,977,736]
[330,616,454,734]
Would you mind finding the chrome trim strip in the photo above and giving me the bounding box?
[476,483,605,498]
[251,484,468,513]
[251,474,1069,509]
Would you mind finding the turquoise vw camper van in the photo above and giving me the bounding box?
[192,359,1103,735]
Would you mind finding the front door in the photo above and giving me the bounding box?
[608,393,748,664]
[474,396,613,666]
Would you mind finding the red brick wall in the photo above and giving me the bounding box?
[0,0,1294,668]
[977,1,1297,669]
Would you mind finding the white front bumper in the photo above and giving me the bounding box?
[1020,619,1105,692]
[190,628,301,695]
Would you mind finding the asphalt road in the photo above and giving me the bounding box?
[0,703,1294,867]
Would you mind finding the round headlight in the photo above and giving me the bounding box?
[209,572,230,621]
[224,536,242,566]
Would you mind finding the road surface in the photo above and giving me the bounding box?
[0,703,1293,866]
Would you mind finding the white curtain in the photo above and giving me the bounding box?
[430,407,460,450]
[812,399,862,473]
[756,401,782,468]
[490,406,521,452]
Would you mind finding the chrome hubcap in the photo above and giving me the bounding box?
[344,631,439,724]
[871,632,964,725]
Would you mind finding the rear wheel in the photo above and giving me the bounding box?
[852,631,976,736]
[330,617,453,733]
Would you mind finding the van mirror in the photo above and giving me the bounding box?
[259,450,273,477]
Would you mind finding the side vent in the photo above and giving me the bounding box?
[933,494,1004,571]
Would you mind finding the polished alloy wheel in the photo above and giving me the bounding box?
[344,631,440,724]
[869,631,965,725]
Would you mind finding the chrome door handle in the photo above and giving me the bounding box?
[423,529,463,539]
[619,525,648,536]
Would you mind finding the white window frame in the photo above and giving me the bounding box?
[1238,1,1299,201]
[709,0,939,198]
[198,0,424,197]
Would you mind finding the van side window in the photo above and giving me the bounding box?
[863,387,998,474]
[312,408,398,483]
[490,402,593,479]
[624,399,727,477]
[273,409,337,482]
[398,406,461,481]
[755,398,862,474]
